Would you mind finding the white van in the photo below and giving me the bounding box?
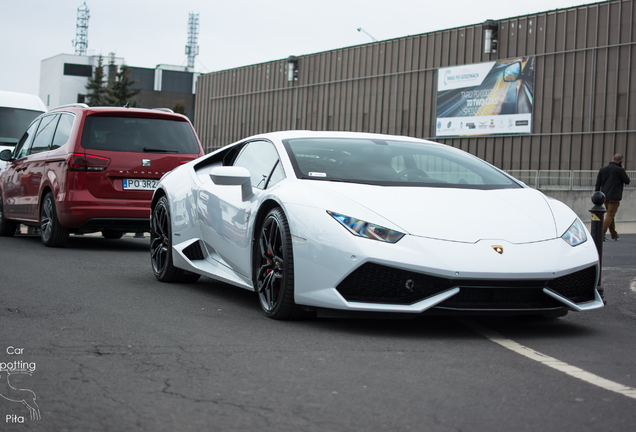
[0,90,47,172]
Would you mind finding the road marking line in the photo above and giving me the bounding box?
[630,278,636,293]
[461,318,636,400]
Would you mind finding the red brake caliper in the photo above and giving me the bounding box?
[266,248,272,276]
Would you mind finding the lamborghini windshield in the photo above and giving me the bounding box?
[283,137,521,189]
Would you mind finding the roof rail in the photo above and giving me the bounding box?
[152,108,174,113]
[51,103,89,110]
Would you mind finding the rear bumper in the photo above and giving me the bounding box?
[76,217,150,233]
[57,197,151,231]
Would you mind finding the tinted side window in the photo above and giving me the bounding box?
[233,141,280,190]
[30,114,59,155]
[51,114,75,149]
[14,120,40,159]
[267,161,285,188]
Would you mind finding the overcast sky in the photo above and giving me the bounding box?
[1,0,602,96]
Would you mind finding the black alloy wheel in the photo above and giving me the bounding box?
[40,192,69,247]
[0,194,17,236]
[255,207,303,319]
[151,196,200,283]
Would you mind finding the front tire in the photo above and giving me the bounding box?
[40,192,69,247]
[254,207,303,319]
[150,196,200,283]
[0,194,17,236]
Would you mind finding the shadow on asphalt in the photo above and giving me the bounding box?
[14,233,150,252]
[303,314,596,340]
[10,232,616,339]
[141,233,635,340]
[164,275,598,340]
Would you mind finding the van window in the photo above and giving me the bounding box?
[14,120,40,159]
[0,108,44,146]
[51,114,75,149]
[30,114,59,155]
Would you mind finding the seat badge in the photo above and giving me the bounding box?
[492,245,504,255]
[142,159,151,167]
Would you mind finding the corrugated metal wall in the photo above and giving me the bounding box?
[194,0,635,170]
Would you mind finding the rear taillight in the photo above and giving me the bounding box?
[180,159,194,165]
[69,153,111,171]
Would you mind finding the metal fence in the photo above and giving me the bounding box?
[506,170,636,190]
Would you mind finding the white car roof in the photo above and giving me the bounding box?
[245,130,439,144]
[0,90,47,112]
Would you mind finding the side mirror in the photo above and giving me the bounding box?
[209,166,253,201]
[503,62,521,82]
[0,149,12,162]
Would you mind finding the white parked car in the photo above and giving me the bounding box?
[150,131,603,319]
[0,90,47,173]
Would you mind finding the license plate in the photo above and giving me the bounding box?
[123,179,157,190]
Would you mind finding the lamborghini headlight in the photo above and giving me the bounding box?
[327,211,404,243]
[561,218,587,247]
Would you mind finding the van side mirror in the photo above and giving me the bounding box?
[0,149,12,162]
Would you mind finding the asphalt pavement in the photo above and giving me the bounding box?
[0,233,635,431]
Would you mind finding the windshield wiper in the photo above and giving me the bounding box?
[143,147,178,153]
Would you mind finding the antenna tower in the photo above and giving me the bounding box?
[185,13,200,70]
[74,3,90,56]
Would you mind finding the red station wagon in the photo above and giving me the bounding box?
[0,104,204,247]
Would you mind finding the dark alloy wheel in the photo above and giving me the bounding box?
[151,196,200,283]
[0,194,17,237]
[255,207,303,319]
[40,192,69,247]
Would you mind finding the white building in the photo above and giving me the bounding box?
[39,53,125,109]
[39,54,198,119]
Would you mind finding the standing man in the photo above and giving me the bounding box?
[595,154,631,241]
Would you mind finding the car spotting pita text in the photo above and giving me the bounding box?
[1,347,41,422]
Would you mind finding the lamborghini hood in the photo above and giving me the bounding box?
[309,182,563,244]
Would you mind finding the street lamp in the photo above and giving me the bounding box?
[287,56,299,82]
[483,20,498,54]
[357,27,377,42]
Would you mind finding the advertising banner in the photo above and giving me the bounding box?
[435,57,535,137]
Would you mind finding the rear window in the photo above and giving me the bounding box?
[81,116,200,154]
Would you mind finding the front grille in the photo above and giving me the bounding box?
[438,287,562,309]
[336,263,455,305]
[336,263,598,308]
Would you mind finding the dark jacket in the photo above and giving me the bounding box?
[595,161,631,200]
